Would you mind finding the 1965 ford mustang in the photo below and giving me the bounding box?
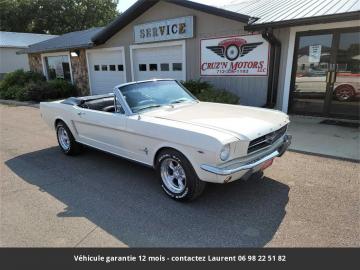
[40,79,291,201]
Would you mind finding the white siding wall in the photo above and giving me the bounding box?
[0,47,29,74]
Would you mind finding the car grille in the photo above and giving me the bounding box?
[248,125,287,154]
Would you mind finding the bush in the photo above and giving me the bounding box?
[0,70,78,101]
[181,79,239,104]
[47,79,78,99]
[0,70,45,89]
[0,85,24,100]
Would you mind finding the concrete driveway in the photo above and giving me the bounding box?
[0,104,359,247]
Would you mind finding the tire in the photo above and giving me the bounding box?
[225,44,240,61]
[155,149,206,201]
[334,85,355,102]
[56,121,81,155]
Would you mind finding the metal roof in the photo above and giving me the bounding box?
[222,0,360,26]
[0,31,57,48]
[21,27,103,54]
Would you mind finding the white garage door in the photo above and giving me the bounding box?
[87,48,126,95]
[132,43,185,81]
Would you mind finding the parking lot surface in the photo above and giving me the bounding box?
[0,104,359,247]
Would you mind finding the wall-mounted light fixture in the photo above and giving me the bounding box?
[70,49,80,57]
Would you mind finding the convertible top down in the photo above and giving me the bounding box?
[40,79,291,201]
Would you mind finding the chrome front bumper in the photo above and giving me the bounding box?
[200,134,292,176]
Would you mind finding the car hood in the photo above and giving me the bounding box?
[144,102,290,141]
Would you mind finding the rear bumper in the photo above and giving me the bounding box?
[200,134,292,176]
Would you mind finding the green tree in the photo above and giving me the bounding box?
[0,0,119,34]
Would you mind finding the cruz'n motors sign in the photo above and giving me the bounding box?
[134,16,194,43]
[200,34,269,76]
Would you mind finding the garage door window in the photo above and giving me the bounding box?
[118,65,124,71]
[173,63,182,71]
[160,63,169,71]
[94,65,99,71]
[149,64,158,71]
[101,65,108,71]
[139,64,147,71]
[109,65,116,71]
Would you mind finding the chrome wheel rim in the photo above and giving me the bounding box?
[57,127,70,151]
[160,158,186,194]
[336,88,352,101]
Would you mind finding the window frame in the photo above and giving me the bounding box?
[41,51,73,83]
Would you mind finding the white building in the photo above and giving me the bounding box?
[0,32,56,79]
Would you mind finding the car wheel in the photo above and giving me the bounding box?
[156,149,206,201]
[225,44,240,61]
[56,121,81,155]
[335,85,355,101]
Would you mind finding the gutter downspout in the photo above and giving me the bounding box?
[262,29,281,108]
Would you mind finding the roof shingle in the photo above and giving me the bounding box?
[21,27,103,54]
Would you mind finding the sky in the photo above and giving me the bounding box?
[117,0,235,12]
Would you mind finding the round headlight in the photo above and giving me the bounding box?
[220,144,230,161]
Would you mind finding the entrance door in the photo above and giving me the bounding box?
[329,30,360,119]
[290,28,360,119]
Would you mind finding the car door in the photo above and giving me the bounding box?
[73,105,128,157]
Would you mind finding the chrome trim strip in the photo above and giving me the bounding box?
[201,134,292,176]
[200,150,280,175]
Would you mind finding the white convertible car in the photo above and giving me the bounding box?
[40,79,291,201]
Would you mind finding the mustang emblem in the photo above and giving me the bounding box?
[206,38,263,61]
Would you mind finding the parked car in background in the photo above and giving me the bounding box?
[334,72,360,101]
[40,79,291,201]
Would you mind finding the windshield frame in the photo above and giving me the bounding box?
[115,79,198,115]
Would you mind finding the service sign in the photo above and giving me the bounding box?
[134,16,194,43]
[200,34,269,76]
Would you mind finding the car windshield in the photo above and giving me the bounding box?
[119,80,197,113]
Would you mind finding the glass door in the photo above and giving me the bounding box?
[328,30,360,119]
[290,28,360,120]
[290,33,333,115]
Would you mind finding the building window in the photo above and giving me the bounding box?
[94,65,99,71]
[173,63,182,71]
[139,64,147,71]
[101,65,108,71]
[44,55,71,82]
[118,64,124,71]
[149,64,158,71]
[160,63,169,71]
[109,65,116,71]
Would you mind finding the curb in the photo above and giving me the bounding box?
[0,99,39,108]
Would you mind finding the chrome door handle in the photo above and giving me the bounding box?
[77,112,85,116]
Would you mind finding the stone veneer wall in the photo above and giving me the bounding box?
[28,50,90,96]
[70,49,90,96]
[28,53,43,74]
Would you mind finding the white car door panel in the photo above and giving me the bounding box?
[72,108,153,165]
[73,108,128,157]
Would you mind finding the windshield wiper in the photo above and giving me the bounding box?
[170,98,192,104]
[135,104,161,112]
